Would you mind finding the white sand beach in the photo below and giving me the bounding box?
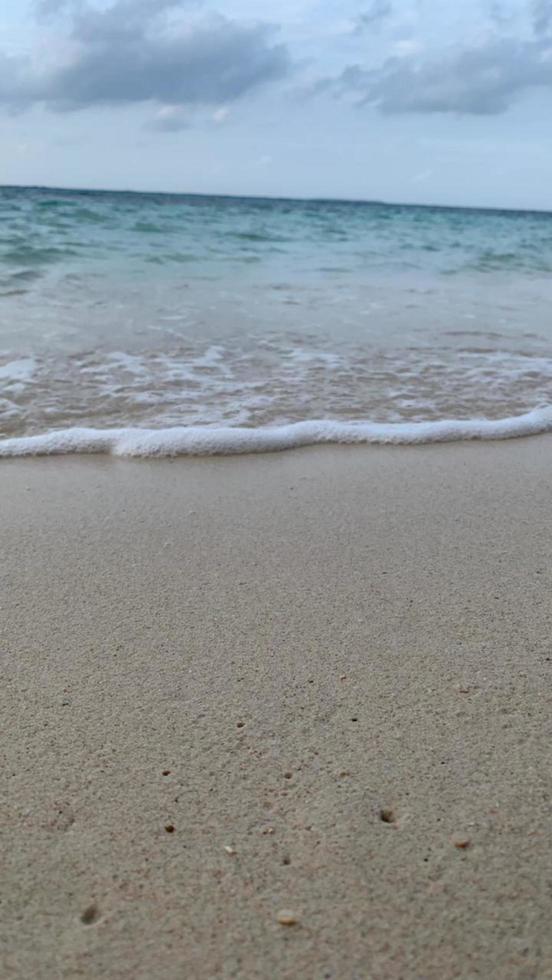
[2,440,552,979]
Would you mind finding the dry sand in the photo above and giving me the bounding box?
[1,440,552,979]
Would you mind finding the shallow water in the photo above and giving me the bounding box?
[2,185,552,453]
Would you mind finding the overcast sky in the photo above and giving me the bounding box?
[1,1,551,208]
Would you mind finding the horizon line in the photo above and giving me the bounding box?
[1,181,552,217]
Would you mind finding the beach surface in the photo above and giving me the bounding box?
[1,440,552,979]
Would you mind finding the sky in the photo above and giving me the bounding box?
[0,1,552,208]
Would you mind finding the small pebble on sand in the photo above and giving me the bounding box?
[80,903,99,925]
[276,909,298,926]
[224,845,236,855]
[451,834,471,849]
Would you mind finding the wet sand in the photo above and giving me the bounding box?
[1,441,552,979]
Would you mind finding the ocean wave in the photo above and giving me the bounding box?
[2,407,552,458]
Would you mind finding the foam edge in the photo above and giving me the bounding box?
[1,406,552,458]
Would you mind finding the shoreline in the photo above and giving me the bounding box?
[2,440,552,979]
[2,405,552,457]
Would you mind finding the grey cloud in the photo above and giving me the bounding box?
[533,0,552,35]
[34,0,83,18]
[0,50,37,111]
[488,3,513,28]
[1,1,290,113]
[35,0,186,22]
[69,0,196,41]
[50,21,288,110]
[332,37,552,115]
[354,0,393,33]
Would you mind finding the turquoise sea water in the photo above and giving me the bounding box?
[2,185,552,450]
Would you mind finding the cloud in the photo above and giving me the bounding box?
[68,0,197,42]
[34,0,189,23]
[212,106,229,123]
[147,104,192,131]
[533,0,552,36]
[1,0,290,115]
[146,100,228,131]
[0,51,35,112]
[488,2,516,30]
[34,0,75,16]
[354,0,393,34]
[331,37,552,115]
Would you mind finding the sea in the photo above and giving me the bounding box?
[2,184,552,456]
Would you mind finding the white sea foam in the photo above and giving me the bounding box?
[1,407,552,458]
[0,357,36,382]
[4,342,552,437]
